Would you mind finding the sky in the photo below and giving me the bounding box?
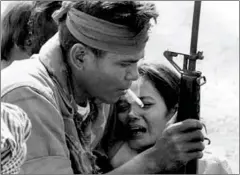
[144,1,239,105]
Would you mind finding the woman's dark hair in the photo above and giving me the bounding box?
[138,63,180,113]
[1,1,33,60]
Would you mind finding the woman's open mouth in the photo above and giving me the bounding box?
[128,125,147,138]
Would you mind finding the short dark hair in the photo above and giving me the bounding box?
[27,1,62,54]
[57,1,158,59]
[1,1,33,60]
[138,63,180,113]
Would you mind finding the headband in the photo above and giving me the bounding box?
[52,1,149,54]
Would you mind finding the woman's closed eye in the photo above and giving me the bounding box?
[142,103,153,109]
[116,100,131,113]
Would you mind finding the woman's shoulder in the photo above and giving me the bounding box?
[198,146,233,174]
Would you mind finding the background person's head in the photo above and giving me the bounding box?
[116,63,180,152]
[1,1,34,65]
[54,1,158,104]
[1,1,61,70]
[27,1,62,54]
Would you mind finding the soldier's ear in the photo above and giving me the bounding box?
[69,43,87,70]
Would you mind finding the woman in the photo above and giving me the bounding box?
[95,62,232,174]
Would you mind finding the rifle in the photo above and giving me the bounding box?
[163,1,206,174]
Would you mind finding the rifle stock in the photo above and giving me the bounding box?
[163,1,206,174]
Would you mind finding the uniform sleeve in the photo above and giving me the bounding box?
[1,87,73,174]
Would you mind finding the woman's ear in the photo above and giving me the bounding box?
[69,43,87,70]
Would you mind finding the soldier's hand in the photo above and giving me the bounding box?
[147,114,205,172]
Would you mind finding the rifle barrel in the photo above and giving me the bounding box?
[189,1,202,71]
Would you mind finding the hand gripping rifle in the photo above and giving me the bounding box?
[163,1,206,174]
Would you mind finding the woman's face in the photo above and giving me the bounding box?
[117,77,172,151]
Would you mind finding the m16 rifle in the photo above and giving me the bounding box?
[163,1,206,174]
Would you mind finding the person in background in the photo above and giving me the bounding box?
[96,62,233,174]
[1,103,32,174]
[1,1,34,69]
[1,1,61,70]
[27,1,62,54]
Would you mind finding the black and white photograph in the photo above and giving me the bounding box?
[1,1,239,174]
